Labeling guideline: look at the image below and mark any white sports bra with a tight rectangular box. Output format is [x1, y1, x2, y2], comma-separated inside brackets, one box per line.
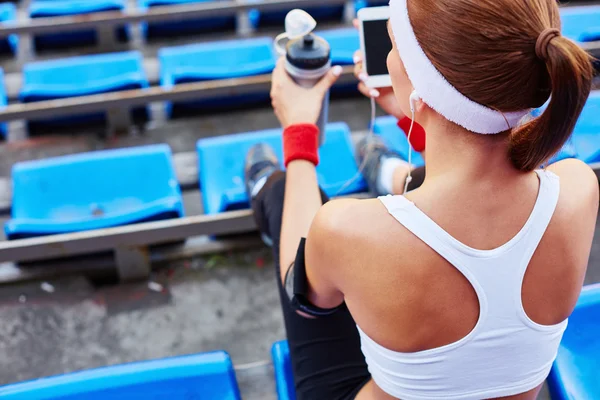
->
[358, 169, 567, 400]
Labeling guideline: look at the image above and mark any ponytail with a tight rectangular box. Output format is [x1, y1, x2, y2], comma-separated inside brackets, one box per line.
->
[509, 36, 593, 171]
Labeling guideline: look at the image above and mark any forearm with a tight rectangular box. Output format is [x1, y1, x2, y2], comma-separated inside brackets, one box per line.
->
[279, 160, 323, 284]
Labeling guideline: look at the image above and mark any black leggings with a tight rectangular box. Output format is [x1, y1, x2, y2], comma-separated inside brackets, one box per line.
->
[251, 168, 426, 400]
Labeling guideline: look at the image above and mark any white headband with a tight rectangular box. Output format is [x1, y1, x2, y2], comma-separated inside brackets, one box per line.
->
[389, 0, 531, 134]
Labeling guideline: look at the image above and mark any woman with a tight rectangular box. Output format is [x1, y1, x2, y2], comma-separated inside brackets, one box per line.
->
[245, 0, 598, 398]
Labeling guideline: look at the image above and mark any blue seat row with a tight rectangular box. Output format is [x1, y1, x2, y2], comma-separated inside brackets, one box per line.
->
[20, 50, 150, 131]
[197, 122, 366, 215]
[273, 284, 600, 400]
[29, 0, 129, 50]
[0, 68, 6, 139]
[15, 29, 356, 128]
[548, 284, 600, 400]
[560, 5, 600, 43]
[5, 144, 184, 240]
[4, 1, 597, 51]
[22, 0, 353, 48]
[138, 0, 238, 38]
[0, 350, 242, 399]
[159, 37, 277, 116]
[5, 122, 366, 239]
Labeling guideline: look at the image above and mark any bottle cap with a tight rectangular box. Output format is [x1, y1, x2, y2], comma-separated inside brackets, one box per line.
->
[274, 9, 317, 56]
[286, 33, 330, 70]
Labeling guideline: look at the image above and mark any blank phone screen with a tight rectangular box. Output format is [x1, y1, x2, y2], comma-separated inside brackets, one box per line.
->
[363, 19, 392, 76]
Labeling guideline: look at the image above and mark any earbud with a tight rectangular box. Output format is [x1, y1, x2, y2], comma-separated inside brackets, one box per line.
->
[409, 90, 420, 114]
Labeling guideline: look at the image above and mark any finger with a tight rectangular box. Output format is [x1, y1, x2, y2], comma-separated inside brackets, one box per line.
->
[272, 57, 294, 86]
[352, 18, 359, 29]
[315, 65, 343, 93]
[353, 50, 362, 65]
[354, 61, 364, 79]
[358, 82, 380, 99]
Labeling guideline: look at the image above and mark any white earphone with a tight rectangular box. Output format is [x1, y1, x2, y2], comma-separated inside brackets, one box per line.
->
[404, 90, 420, 194]
[409, 90, 420, 114]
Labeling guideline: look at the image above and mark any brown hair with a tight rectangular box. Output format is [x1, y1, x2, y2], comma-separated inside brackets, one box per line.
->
[408, 0, 593, 171]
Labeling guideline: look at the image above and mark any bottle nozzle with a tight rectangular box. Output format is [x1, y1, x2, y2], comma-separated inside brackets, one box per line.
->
[303, 35, 314, 48]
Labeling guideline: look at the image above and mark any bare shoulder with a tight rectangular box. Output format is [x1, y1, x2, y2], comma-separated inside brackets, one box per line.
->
[307, 198, 392, 275]
[310, 198, 389, 244]
[548, 159, 599, 214]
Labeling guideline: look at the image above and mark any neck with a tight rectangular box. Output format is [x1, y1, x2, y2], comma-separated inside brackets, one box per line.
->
[420, 115, 525, 185]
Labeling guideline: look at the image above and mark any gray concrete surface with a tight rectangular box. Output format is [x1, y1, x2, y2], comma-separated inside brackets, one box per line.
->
[0, 249, 283, 400]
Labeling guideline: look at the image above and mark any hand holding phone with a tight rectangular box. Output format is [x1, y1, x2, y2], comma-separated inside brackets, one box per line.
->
[354, 9, 406, 120]
[358, 6, 392, 88]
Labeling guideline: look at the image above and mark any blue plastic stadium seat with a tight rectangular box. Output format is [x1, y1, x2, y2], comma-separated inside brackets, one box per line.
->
[20, 51, 149, 130]
[0, 350, 241, 399]
[373, 116, 426, 167]
[571, 91, 600, 164]
[197, 122, 367, 215]
[0, 68, 7, 139]
[355, 0, 389, 11]
[5, 144, 184, 240]
[0, 3, 18, 55]
[549, 140, 578, 165]
[560, 5, 600, 43]
[319, 28, 359, 66]
[138, 0, 237, 38]
[159, 37, 276, 116]
[271, 341, 295, 400]
[547, 284, 600, 400]
[29, 0, 128, 50]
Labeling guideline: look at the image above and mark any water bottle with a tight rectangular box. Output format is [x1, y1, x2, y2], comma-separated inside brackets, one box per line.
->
[274, 10, 331, 146]
[284, 34, 331, 145]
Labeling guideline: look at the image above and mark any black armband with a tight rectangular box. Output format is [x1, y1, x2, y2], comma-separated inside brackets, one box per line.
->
[284, 238, 343, 317]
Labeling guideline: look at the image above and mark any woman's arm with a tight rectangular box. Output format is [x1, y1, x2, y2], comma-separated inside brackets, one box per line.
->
[279, 159, 322, 282]
[270, 58, 343, 310]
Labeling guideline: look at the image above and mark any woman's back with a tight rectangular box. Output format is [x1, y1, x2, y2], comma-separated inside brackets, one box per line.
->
[313, 159, 598, 399]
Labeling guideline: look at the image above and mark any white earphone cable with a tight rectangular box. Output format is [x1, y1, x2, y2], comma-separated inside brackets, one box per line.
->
[403, 115, 415, 194]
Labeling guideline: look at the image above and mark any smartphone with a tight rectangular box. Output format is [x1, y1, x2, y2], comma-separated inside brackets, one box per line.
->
[358, 6, 392, 88]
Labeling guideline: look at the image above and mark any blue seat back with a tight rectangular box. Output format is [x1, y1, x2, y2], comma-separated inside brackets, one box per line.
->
[571, 91, 600, 164]
[139, 0, 215, 7]
[0, 351, 241, 400]
[138, 0, 237, 37]
[20, 51, 148, 101]
[319, 28, 360, 66]
[548, 284, 600, 400]
[0, 3, 18, 54]
[373, 116, 426, 167]
[159, 37, 276, 86]
[29, 0, 126, 18]
[560, 6, 600, 42]
[197, 122, 367, 215]
[0, 68, 6, 139]
[271, 341, 296, 400]
[6, 144, 184, 239]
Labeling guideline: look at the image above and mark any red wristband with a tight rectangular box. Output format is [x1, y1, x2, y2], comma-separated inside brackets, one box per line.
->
[397, 117, 426, 153]
[283, 124, 320, 167]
